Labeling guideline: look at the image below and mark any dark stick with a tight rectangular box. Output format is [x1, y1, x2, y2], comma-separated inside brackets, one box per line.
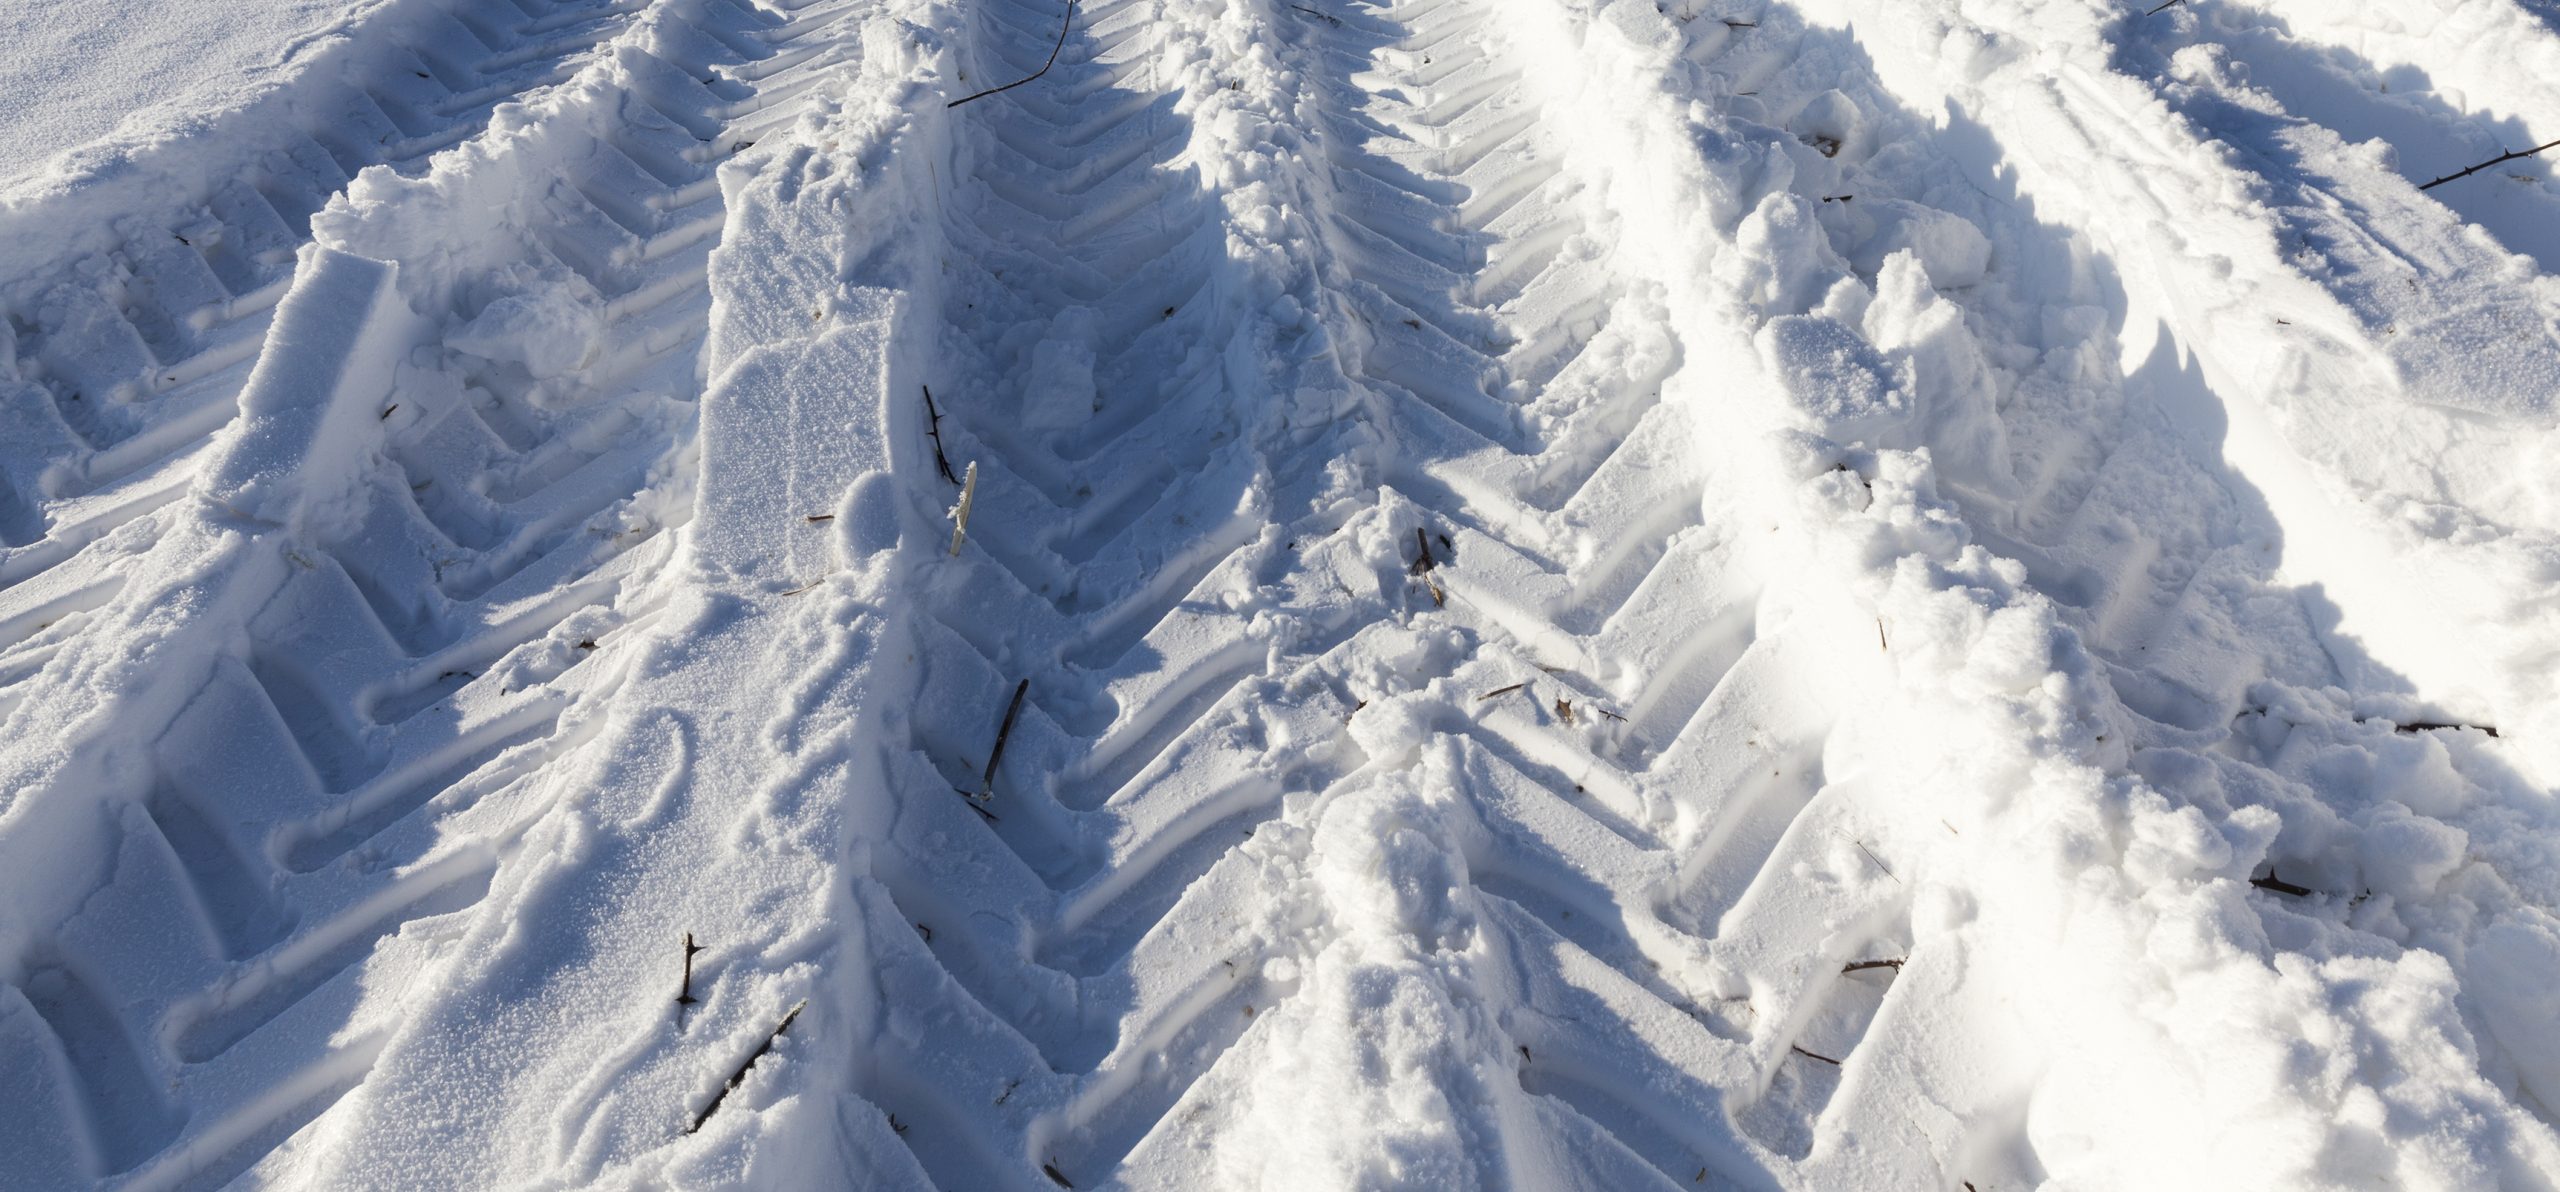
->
[1287, 3, 1342, 25]
[947, 2, 1077, 109]
[1477, 683, 1526, 701]
[2419, 138, 2560, 190]
[2395, 719, 2501, 738]
[2145, 0, 2184, 14]
[923, 386, 960, 485]
[678, 933, 703, 1007]
[2250, 870, 2314, 897]
[1854, 840, 1898, 883]
[978, 679, 1031, 802]
[1410, 527, 1444, 606]
[1790, 1044, 1841, 1065]
[1842, 958, 1905, 974]
[687, 1000, 808, 1133]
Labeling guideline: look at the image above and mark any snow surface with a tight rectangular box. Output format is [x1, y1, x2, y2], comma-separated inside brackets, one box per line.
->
[0, 0, 385, 199]
[4, 0, 2560, 1187]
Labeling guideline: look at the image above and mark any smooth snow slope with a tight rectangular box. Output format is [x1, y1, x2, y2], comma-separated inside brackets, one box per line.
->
[2, 0, 2560, 1188]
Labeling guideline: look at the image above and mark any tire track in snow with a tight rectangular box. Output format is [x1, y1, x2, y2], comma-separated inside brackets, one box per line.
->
[857, 0, 1920, 1185]
[844, 1, 1359, 1184]
[1683, 0, 2560, 1180]
[1284, 3, 1847, 1180]
[0, 3, 868, 1185]
[1288, 5, 2001, 1179]
[7, 0, 2558, 1185]
[0, 0, 647, 698]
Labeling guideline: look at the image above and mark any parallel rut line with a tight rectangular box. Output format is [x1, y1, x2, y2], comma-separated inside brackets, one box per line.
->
[1284, 0, 1950, 1178]
[857, 0, 1330, 1183]
[854, 0, 1922, 1186]
[0, 3, 868, 1187]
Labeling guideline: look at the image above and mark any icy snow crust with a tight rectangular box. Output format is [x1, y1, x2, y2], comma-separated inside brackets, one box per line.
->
[3, 0, 2560, 1187]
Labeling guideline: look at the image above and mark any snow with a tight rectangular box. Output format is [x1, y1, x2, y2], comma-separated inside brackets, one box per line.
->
[5, 0, 2560, 1187]
[0, 0, 380, 198]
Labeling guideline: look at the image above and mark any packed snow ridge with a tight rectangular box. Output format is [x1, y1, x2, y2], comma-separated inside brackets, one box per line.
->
[4, 0, 2560, 1187]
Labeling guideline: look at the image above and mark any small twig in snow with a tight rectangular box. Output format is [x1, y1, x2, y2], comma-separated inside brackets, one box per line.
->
[1877, 619, 1888, 651]
[686, 1000, 807, 1134]
[1853, 839, 1899, 883]
[977, 679, 1031, 803]
[1044, 1161, 1075, 1188]
[1790, 1044, 1841, 1066]
[948, 2, 1077, 109]
[1288, 3, 1343, 25]
[1410, 528, 1438, 574]
[677, 933, 704, 1010]
[1478, 683, 1527, 701]
[2144, 0, 2185, 14]
[2250, 870, 2314, 898]
[949, 461, 979, 556]
[1842, 958, 1905, 974]
[2418, 138, 2560, 190]
[923, 386, 959, 485]
[805, 513, 834, 523]
[2387, 718, 2502, 738]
